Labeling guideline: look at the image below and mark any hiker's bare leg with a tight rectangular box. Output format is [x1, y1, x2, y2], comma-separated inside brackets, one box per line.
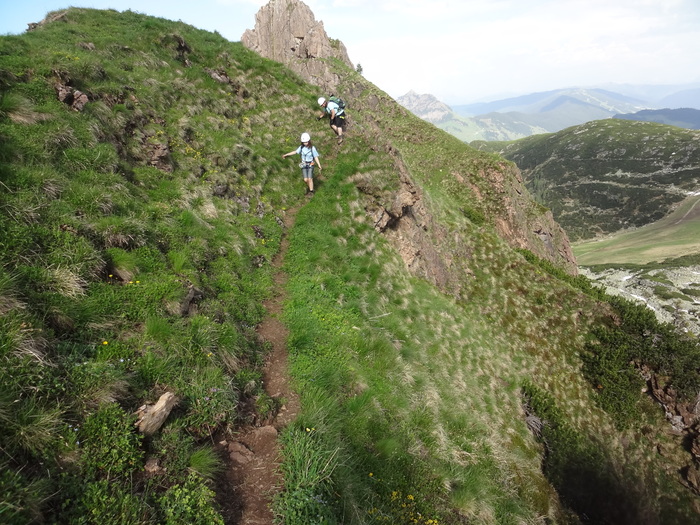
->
[303, 174, 313, 192]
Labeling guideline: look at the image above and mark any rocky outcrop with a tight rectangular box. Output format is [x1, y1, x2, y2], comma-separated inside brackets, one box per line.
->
[487, 161, 578, 273]
[241, 0, 353, 93]
[56, 83, 89, 111]
[356, 150, 467, 295]
[345, 89, 579, 294]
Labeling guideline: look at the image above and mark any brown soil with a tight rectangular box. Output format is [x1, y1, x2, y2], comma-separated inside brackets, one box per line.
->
[215, 205, 301, 524]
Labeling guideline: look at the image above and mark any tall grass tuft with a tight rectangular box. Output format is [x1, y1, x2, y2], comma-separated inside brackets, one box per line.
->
[275, 426, 341, 524]
[0, 92, 45, 124]
[9, 398, 63, 457]
[188, 446, 223, 480]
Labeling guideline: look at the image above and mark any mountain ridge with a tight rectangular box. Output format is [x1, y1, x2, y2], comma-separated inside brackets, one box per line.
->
[614, 107, 700, 129]
[400, 85, 700, 141]
[1, 4, 699, 524]
[472, 119, 700, 241]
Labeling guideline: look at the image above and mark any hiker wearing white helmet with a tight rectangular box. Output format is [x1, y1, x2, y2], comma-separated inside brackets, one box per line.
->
[317, 95, 346, 145]
[282, 132, 322, 195]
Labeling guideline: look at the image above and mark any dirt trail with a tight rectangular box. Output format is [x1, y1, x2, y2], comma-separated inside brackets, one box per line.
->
[215, 205, 301, 524]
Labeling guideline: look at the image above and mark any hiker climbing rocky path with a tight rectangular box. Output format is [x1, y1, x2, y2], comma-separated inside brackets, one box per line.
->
[215, 206, 301, 524]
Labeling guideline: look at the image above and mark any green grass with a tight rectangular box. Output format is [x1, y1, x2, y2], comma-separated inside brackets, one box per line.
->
[0, 8, 305, 522]
[276, 141, 680, 523]
[1, 7, 699, 525]
[574, 193, 700, 265]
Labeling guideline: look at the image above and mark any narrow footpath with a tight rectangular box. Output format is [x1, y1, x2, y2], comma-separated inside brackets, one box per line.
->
[215, 205, 301, 524]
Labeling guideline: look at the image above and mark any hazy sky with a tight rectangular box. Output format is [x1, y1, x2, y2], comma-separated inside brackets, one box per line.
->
[1, 0, 699, 104]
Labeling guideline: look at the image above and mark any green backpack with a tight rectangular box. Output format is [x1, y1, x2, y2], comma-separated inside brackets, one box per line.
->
[328, 95, 346, 109]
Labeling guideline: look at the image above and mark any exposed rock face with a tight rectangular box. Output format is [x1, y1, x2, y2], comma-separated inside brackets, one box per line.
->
[56, 83, 89, 111]
[352, 128, 577, 304]
[488, 161, 577, 273]
[241, 0, 353, 93]
[356, 150, 466, 294]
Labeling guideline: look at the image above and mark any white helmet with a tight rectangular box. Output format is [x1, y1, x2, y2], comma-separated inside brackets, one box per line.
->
[317, 97, 326, 106]
[300, 132, 311, 142]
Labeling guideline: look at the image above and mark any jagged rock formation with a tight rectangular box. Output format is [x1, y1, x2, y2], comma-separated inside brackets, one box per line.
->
[241, 0, 353, 93]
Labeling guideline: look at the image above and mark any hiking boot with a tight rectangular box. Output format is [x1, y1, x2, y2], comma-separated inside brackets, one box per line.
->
[337, 136, 344, 145]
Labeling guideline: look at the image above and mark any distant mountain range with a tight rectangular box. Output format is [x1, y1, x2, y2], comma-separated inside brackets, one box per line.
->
[397, 84, 700, 142]
[451, 88, 646, 117]
[613, 108, 700, 129]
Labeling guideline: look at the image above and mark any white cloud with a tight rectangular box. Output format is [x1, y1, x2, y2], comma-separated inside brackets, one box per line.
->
[326, 0, 700, 102]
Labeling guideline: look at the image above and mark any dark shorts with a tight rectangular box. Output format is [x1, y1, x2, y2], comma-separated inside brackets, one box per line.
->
[330, 112, 346, 129]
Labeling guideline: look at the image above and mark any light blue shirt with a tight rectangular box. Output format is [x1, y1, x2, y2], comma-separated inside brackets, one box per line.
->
[296, 145, 319, 164]
[325, 101, 344, 116]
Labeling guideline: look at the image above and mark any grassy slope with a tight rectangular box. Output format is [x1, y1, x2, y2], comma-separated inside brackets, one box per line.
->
[0, 8, 318, 523]
[1, 8, 698, 525]
[574, 193, 700, 265]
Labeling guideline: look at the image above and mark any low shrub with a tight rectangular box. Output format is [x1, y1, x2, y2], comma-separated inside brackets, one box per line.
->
[73, 479, 151, 525]
[158, 472, 224, 525]
[79, 402, 143, 481]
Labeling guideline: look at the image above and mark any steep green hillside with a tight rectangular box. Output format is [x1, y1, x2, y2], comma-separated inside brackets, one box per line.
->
[1, 8, 699, 525]
[473, 119, 700, 241]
